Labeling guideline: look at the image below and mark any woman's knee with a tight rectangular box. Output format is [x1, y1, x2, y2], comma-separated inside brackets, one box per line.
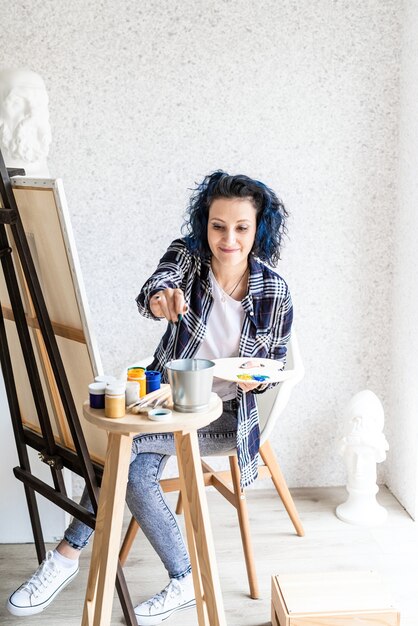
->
[127, 452, 166, 494]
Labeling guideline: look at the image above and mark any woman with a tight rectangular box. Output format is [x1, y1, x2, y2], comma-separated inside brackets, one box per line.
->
[8, 171, 292, 626]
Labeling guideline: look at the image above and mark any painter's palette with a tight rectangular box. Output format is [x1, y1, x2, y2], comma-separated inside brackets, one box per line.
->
[212, 358, 292, 383]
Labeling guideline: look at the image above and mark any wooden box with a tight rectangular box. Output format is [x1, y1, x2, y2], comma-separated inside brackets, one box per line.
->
[271, 570, 400, 626]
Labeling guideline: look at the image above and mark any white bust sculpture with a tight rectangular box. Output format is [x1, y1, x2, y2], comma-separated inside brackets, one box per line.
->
[0, 68, 51, 176]
[336, 389, 389, 526]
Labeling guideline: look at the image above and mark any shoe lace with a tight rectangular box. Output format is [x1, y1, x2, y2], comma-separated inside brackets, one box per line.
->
[146, 579, 182, 610]
[22, 551, 59, 597]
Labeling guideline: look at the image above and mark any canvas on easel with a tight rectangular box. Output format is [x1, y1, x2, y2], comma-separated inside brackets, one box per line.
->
[0, 177, 108, 463]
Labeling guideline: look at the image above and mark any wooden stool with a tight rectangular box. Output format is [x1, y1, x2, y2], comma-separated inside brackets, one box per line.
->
[81, 393, 226, 626]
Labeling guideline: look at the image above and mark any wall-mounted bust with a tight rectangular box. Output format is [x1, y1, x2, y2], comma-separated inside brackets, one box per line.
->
[0, 68, 51, 176]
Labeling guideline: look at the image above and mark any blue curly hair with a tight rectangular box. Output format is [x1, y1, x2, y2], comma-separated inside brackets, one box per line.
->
[181, 170, 288, 265]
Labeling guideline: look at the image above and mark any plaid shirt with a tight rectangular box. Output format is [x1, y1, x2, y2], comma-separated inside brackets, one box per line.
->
[136, 238, 293, 487]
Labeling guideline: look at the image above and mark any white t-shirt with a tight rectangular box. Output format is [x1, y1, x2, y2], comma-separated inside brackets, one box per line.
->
[195, 270, 245, 400]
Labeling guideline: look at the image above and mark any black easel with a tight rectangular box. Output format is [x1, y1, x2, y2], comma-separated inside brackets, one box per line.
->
[0, 150, 136, 626]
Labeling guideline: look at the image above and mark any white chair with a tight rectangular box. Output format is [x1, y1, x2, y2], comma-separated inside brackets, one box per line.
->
[119, 331, 305, 599]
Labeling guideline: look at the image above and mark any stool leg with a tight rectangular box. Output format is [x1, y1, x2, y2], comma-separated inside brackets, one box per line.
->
[177, 488, 208, 626]
[175, 431, 226, 626]
[82, 433, 133, 626]
[175, 491, 183, 515]
[229, 456, 259, 599]
[119, 516, 140, 566]
[259, 440, 305, 537]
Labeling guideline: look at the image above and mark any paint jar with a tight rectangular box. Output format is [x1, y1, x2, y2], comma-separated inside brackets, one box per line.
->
[95, 374, 117, 385]
[105, 381, 126, 419]
[89, 382, 106, 409]
[127, 367, 146, 397]
[145, 370, 161, 394]
[126, 381, 140, 406]
[148, 408, 172, 422]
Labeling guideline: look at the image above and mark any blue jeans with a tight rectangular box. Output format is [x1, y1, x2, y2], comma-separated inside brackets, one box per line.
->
[64, 401, 238, 580]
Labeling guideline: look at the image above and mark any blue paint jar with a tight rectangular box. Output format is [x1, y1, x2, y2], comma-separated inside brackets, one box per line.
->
[89, 382, 106, 409]
[146, 370, 161, 394]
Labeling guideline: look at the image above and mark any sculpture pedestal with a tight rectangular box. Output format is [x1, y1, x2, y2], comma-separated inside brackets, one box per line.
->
[336, 487, 388, 526]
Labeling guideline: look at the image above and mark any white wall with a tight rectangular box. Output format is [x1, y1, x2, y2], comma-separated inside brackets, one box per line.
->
[0, 374, 71, 541]
[0, 1, 403, 497]
[385, 0, 418, 518]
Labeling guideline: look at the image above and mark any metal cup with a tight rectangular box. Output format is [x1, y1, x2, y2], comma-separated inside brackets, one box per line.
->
[165, 358, 215, 413]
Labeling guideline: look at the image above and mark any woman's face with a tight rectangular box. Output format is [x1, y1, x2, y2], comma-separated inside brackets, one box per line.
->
[207, 197, 257, 270]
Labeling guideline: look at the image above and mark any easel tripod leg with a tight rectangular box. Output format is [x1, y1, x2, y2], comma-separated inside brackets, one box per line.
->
[25, 485, 46, 563]
[0, 299, 45, 563]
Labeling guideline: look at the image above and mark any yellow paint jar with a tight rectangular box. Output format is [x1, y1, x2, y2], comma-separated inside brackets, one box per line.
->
[127, 367, 146, 397]
[105, 381, 126, 418]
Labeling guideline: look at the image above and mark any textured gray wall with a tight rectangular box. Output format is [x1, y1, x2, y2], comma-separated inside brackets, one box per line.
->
[0, 0, 402, 489]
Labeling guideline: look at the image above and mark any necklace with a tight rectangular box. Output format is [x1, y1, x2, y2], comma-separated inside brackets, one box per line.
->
[219, 266, 248, 298]
[228, 267, 248, 297]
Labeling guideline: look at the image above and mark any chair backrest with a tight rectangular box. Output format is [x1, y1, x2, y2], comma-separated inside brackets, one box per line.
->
[256, 329, 304, 446]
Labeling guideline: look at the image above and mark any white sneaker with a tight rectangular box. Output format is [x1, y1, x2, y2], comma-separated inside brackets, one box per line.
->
[134, 578, 196, 625]
[7, 550, 79, 616]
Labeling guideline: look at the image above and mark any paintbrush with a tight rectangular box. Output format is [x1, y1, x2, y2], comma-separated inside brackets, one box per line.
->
[172, 313, 182, 359]
[126, 386, 171, 412]
[130, 399, 170, 415]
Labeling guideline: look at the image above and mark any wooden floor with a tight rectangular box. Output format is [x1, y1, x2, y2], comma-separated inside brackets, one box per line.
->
[0, 486, 416, 626]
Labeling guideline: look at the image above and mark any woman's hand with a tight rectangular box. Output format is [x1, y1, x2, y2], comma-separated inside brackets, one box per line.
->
[237, 360, 264, 392]
[150, 288, 188, 322]
[237, 381, 261, 393]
